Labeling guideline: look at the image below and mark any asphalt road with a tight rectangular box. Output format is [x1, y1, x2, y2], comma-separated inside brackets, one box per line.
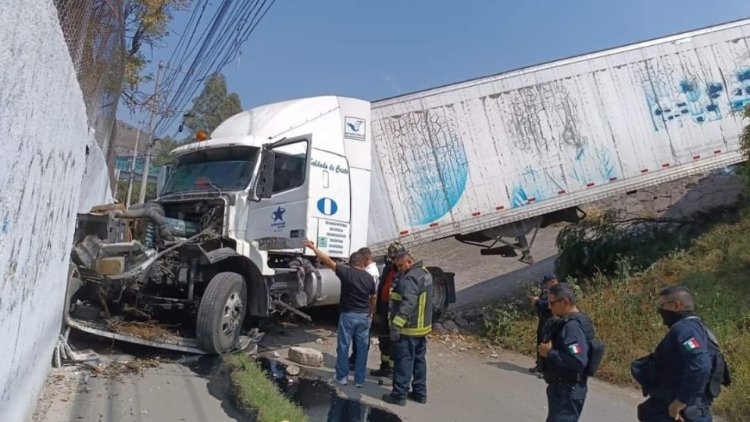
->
[33, 229, 646, 422]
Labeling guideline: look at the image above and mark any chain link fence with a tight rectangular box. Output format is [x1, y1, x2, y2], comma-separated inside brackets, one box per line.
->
[53, 0, 125, 179]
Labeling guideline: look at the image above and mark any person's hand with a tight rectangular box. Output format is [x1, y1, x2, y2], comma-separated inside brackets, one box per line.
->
[668, 400, 686, 421]
[538, 341, 552, 358]
[303, 239, 315, 249]
[390, 327, 400, 342]
[529, 296, 539, 305]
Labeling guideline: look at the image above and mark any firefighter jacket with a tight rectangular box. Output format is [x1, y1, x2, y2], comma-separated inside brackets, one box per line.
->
[389, 261, 433, 337]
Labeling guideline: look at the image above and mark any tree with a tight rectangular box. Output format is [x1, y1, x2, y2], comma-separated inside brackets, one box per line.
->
[116, 179, 157, 203]
[152, 136, 182, 167]
[183, 73, 243, 135]
[122, 0, 190, 112]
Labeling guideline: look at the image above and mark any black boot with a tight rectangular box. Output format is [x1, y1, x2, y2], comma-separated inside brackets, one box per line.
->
[382, 393, 406, 406]
[370, 364, 393, 377]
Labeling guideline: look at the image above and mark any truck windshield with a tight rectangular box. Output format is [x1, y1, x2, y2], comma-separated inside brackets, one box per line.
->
[162, 146, 259, 194]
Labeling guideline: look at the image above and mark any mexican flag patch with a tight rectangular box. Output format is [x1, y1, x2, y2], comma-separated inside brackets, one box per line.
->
[682, 337, 701, 351]
[567, 343, 582, 354]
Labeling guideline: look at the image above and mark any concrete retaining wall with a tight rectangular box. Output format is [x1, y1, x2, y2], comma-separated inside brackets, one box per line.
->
[0, 1, 112, 420]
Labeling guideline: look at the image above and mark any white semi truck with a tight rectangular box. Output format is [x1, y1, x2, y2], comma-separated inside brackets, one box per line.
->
[67, 19, 750, 353]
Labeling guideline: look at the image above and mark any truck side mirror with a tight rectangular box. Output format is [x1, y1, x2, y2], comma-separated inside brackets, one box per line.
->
[252, 149, 275, 201]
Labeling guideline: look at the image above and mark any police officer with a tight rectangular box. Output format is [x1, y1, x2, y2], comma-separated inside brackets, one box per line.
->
[382, 251, 433, 406]
[538, 283, 594, 422]
[634, 285, 714, 422]
[530, 274, 560, 374]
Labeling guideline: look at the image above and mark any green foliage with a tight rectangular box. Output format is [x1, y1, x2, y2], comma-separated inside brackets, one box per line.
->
[224, 354, 309, 422]
[554, 210, 726, 285]
[736, 105, 750, 189]
[122, 0, 191, 111]
[183, 73, 243, 135]
[482, 304, 523, 344]
[115, 179, 156, 203]
[151, 136, 183, 167]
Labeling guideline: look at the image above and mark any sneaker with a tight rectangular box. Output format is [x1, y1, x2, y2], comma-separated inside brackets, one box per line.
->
[355, 383, 364, 388]
[331, 376, 348, 385]
[407, 392, 427, 404]
[381, 393, 406, 406]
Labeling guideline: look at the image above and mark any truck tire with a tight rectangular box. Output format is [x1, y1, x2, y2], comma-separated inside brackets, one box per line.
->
[427, 267, 455, 321]
[197, 272, 247, 354]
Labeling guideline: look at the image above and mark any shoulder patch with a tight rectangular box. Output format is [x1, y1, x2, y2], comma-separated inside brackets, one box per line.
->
[567, 343, 582, 354]
[682, 337, 701, 351]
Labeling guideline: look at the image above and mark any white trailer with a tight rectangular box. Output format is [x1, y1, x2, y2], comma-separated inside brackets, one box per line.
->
[367, 18, 750, 260]
[67, 19, 750, 353]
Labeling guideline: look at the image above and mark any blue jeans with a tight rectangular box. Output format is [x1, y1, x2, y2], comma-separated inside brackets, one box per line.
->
[546, 382, 587, 422]
[335, 312, 371, 384]
[391, 336, 427, 399]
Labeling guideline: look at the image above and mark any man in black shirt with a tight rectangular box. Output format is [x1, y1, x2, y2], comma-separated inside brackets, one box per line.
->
[305, 240, 376, 387]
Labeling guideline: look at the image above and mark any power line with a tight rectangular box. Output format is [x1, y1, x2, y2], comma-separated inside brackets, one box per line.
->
[152, 0, 275, 136]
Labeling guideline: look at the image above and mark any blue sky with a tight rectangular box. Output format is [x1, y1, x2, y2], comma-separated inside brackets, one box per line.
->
[123, 0, 750, 135]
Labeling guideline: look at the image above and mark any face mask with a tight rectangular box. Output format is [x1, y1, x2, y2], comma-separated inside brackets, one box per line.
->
[658, 308, 682, 327]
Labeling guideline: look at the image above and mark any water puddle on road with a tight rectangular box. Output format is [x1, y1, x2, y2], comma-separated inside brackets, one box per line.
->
[259, 358, 402, 422]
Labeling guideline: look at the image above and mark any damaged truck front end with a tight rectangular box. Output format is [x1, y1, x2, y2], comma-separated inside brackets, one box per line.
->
[67, 197, 264, 354]
[64, 143, 280, 354]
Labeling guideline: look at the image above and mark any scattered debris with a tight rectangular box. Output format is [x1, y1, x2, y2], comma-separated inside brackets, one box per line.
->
[454, 316, 469, 329]
[288, 347, 323, 367]
[285, 364, 301, 376]
[105, 317, 179, 341]
[442, 320, 460, 333]
[98, 358, 161, 380]
[53, 328, 100, 368]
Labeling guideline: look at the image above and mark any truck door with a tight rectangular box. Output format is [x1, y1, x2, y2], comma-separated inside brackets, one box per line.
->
[246, 138, 310, 248]
[308, 149, 351, 258]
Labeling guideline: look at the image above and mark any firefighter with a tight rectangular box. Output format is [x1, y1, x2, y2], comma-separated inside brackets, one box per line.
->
[382, 251, 433, 406]
[369, 242, 406, 379]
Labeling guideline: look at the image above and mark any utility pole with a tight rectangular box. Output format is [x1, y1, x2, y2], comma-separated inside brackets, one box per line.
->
[125, 123, 142, 207]
[138, 61, 164, 204]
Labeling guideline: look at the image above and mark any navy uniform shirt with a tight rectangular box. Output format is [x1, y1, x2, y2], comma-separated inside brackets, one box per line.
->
[547, 314, 590, 374]
[651, 315, 712, 403]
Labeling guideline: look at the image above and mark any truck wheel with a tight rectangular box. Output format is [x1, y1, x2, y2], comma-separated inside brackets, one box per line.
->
[427, 267, 450, 321]
[197, 272, 247, 354]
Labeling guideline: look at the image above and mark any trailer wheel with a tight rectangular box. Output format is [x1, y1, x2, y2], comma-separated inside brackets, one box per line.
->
[427, 267, 455, 321]
[197, 272, 247, 354]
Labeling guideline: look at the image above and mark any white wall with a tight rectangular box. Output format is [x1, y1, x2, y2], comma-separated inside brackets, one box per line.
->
[0, 1, 111, 420]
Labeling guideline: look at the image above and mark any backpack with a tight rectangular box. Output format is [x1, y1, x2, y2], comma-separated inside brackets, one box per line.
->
[550, 313, 606, 377]
[687, 317, 732, 399]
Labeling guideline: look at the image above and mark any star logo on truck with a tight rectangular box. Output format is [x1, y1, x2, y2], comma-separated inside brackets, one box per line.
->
[272, 206, 286, 222]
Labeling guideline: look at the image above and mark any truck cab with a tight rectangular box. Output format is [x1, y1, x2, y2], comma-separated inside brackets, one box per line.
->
[67, 97, 387, 354]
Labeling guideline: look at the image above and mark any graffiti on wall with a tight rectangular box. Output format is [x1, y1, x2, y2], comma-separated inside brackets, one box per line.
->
[377, 107, 469, 226]
[639, 37, 750, 132]
[488, 78, 619, 208]
[640, 59, 726, 131]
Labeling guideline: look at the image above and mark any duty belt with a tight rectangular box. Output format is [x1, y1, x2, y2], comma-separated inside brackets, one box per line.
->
[544, 370, 587, 385]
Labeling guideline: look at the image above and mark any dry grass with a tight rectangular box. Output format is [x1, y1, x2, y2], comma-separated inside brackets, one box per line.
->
[481, 211, 750, 422]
